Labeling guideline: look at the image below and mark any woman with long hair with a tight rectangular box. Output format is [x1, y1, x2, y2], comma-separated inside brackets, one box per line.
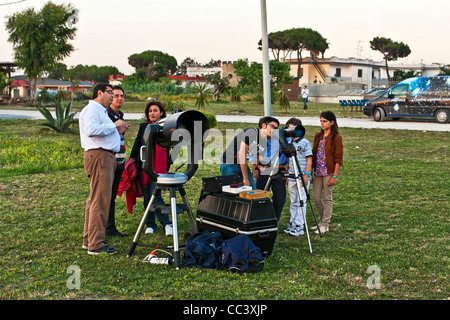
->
[129, 101, 173, 236]
[311, 111, 343, 234]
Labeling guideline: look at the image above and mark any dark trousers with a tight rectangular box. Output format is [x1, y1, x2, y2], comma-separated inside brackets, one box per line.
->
[256, 168, 286, 222]
[106, 163, 125, 233]
[141, 172, 172, 231]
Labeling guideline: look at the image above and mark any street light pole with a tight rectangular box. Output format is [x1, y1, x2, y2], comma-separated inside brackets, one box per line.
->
[260, 0, 271, 116]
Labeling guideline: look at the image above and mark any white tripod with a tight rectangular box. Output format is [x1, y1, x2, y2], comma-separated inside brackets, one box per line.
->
[264, 153, 321, 253]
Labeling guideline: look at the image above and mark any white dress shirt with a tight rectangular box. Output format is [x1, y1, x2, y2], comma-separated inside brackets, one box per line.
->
[79, 100, 121, 152]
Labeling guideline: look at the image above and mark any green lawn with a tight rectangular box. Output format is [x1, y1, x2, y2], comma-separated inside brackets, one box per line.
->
[0, 117, 448, 301]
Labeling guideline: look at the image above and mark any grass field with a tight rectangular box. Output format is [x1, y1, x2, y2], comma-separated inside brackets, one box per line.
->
[0, 115, 448, 301]
[0, 97, 368, 119]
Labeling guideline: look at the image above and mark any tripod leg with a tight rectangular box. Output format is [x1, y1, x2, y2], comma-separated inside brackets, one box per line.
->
[179, 187, 198, 234]
[293, 156, 322, 237]
[264, 155, 280, 191]
[293, 163, 313, 254]
[127, 188, 159, 257]
[170, 188, 180, 270]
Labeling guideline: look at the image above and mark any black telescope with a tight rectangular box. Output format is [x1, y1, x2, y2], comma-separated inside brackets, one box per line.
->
[140, 110, 210, 181]
[274, 124, 306, 157]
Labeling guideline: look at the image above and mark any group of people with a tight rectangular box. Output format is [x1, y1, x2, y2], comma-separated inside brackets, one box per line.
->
[78, 83, 343, 256]
[220, 111, 343, 237]
[79, 83, 173, 255]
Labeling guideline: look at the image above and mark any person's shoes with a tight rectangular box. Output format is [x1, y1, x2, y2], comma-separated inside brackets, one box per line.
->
[106, 230, 129, 237]
[314, 226, 329, 234]
[87, 245, 117, 255]
[82, 240, 108, 250]
[165, 224, 173, 236]
[284, 223, 294, 234]
[290, 225, 305, 236]
[145, 227, 155, 234]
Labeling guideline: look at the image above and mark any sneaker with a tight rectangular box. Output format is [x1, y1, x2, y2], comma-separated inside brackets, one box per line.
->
[82, 239, 108, 250]
[145, 227, 155, 234]
[87, 245, 117, 255]
[165, 224, 173, 236]
[314, 226, 329, 235]
[284, 223, 294, 234]
[290, 225, 305, 236]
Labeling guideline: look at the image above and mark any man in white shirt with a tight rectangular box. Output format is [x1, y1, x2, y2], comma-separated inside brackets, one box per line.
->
[79, 83, 129, 255]
[302, 85, 309, 110]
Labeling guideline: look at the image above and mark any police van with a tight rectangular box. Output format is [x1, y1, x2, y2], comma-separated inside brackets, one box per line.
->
[363, 76, 450, 123]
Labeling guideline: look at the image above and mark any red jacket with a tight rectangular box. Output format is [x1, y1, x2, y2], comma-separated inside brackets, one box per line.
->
[117, 157, 143, 214]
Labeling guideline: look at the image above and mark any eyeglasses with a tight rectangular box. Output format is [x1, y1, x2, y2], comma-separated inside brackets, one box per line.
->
[267, 123, 278, 129]
[104, 89, 113, 94]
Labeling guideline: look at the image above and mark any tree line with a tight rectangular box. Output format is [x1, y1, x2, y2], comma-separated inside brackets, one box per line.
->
[6, 1, 433, 104]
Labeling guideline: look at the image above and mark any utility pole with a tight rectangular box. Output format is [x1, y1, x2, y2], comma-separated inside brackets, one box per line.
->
[260, 0, 271, 116]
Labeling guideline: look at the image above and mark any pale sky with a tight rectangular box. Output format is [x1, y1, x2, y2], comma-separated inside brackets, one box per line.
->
[1, 0, 449, 75]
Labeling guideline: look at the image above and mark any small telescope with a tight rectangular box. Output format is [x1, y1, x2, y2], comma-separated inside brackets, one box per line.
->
[274, 124, 306, 158]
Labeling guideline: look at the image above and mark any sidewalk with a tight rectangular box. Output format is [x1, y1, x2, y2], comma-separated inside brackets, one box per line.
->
[0, 109, 448, 132]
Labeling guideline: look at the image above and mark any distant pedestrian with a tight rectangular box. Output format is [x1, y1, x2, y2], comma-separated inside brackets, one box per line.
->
[79, 83, 129, 255]
[302, 85, 309, 110]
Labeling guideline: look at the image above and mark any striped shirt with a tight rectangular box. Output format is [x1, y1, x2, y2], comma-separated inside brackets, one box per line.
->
[107, 106, 126, 165]
[287, 137, 312, 180]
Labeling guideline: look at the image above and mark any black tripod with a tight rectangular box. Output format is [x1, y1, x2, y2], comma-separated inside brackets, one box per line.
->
[126, 173, 198, 269]
[263, 152, 321, 253]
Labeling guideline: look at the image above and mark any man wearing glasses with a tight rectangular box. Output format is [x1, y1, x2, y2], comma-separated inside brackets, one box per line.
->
[105, 85, 129, 238]
[220, 116, 279, 190]
[79, 83, 129, 255]
[250, 117, 287, 222]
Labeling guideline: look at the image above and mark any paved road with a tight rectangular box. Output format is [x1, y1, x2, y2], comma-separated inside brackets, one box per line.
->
[0, 109, 448, 132]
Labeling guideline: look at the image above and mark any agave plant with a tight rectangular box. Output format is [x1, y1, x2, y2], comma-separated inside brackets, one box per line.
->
[192, 82, 210, 111]
[277, 89, 290, 112]
[35, 99, 77, 133]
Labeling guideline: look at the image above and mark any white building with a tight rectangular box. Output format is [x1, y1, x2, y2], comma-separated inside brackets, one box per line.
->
[283, 56, 444, 89]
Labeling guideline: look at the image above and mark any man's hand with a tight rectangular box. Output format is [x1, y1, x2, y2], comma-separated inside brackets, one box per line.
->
[115, 120, 129, 135]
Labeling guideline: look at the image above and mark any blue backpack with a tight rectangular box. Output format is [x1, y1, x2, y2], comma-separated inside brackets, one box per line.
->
[217, 234, 264, 273]
[181, 231, 224, 269]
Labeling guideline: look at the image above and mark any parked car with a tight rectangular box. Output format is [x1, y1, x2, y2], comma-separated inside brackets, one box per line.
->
[363, 76, 450, 123]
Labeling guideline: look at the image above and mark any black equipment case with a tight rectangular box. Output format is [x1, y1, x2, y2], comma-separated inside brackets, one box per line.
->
[197, 176, 278, 257]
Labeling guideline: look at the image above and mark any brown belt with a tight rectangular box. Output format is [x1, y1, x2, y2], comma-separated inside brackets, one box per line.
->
[86, 148, 116, 155]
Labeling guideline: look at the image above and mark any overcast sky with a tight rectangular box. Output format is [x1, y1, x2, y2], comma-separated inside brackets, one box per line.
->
[1, 0, 449, 75]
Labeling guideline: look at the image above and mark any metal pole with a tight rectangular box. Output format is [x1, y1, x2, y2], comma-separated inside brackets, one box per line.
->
[260, 0, 271, 116]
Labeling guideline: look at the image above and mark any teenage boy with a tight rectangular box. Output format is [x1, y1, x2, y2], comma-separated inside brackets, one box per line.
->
[220, 117, 279, 190]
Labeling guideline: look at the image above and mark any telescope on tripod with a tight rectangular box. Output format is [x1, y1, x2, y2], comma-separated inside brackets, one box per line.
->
[126, 110, 210, 269]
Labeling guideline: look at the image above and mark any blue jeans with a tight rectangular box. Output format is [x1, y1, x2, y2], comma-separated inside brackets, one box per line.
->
[220, 163, 256, 190]
[303, 97, 308, 109]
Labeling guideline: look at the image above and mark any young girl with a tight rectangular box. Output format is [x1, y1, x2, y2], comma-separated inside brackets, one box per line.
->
[312, 111, 343, 234]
